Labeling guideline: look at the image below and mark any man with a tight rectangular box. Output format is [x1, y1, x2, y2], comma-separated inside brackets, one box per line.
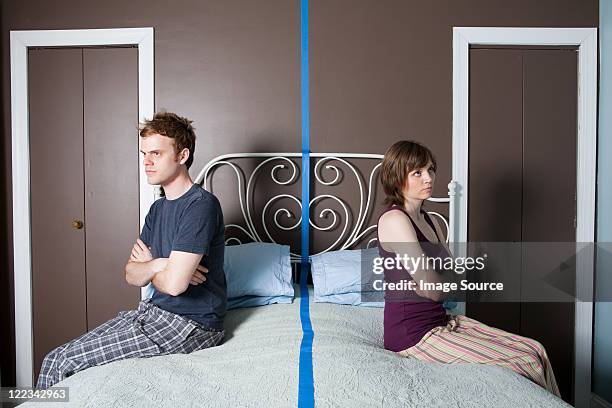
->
[37, 112, 227, 389]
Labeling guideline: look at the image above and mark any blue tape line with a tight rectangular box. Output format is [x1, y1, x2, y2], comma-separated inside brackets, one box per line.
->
[298, 264, 314, 407]
[298, 0, 314, 407]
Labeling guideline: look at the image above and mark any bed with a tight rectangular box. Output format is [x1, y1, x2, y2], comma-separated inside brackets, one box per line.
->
[20, 287, 568, 407]
[20, 153, 570, 407]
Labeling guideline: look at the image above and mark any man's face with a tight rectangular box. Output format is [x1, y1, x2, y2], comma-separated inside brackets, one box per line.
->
[140, 133, 184, 186]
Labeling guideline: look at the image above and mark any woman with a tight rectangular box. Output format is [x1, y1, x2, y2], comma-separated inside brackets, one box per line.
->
[377, 140, 560, 397]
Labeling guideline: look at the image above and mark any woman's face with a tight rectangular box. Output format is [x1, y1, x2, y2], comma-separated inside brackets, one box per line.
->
[402, 161, 436, 202]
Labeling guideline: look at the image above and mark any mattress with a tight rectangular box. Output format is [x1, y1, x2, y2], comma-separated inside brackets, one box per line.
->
[20, 286, 570, 407]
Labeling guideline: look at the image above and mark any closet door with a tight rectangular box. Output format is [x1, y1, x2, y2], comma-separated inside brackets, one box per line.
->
[520, 49, 577, 402]
[468, 49, 523, 334]
[29, 46, 141, 382]
[29, 48, 87, 381]
[468, 46, 578, 403]
[83, 47, 140, 330]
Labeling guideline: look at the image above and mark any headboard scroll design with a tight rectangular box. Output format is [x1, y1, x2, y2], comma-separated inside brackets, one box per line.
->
[189, 153, 452, 262]
[194, 153, 303, 262]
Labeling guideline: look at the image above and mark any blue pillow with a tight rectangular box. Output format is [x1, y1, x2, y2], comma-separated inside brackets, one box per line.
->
[310, 247, 383, 307]
[311, 248, 463, 312]
[224, 242, 294, 309]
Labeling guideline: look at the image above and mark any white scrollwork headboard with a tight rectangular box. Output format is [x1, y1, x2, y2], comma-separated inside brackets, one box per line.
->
[188, 153, 453, 263]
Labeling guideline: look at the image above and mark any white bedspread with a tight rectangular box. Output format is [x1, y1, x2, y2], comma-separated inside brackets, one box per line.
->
[310, 300, 569, 408]
[21, 287, 570, 407]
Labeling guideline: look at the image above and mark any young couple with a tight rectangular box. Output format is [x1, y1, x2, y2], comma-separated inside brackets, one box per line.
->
[38, 115, 559, 398]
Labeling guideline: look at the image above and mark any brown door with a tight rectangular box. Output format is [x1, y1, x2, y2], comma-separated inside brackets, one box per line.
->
[83, 48, 141, 329]
[29, 48, 88, 383]
[29, 46, 141, 382]
[467, 48, 524, 335]
[467, 47, 577, 403]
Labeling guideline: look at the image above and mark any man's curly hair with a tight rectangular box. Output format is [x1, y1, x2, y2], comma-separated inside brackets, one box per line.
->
[139, 112, 197, 169]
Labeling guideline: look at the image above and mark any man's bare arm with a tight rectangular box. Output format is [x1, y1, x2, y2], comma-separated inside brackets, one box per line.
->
[151, 251, 204, 296]
[125, 238, 207, 291]
[124, 238, 169, 287]
[125, 258, 167, 287]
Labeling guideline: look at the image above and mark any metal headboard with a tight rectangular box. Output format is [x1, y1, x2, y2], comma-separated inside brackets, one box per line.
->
[185, 152, 453, 263]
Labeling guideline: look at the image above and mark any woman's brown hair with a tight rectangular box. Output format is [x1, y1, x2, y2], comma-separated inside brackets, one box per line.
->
[380, 140, 437, 206]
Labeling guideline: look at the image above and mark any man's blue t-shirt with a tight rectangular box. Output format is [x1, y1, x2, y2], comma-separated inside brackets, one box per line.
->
[140, 184, 226, 330]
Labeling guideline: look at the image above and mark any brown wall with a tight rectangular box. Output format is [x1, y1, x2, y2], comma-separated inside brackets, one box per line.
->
[1, 0, 598, 385]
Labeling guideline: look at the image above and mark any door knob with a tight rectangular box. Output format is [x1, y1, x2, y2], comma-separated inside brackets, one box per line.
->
[72, 220, 84, 230]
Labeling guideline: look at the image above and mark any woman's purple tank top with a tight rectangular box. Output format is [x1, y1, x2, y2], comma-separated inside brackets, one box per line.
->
[377, 205, 449, 352]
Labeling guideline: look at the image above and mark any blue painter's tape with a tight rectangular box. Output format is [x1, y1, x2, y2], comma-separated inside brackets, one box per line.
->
[298, 263, 314, 407]
[298, 0, 314, 407]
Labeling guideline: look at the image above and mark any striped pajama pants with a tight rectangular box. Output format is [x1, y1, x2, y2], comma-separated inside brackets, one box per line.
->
[37, 299, 224, 390]
[398, 315, 561, 397]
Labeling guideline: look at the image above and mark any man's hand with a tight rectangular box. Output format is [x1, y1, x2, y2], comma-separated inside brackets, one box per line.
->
[130, 238, 153, 263]
[190, 265, 208, 285]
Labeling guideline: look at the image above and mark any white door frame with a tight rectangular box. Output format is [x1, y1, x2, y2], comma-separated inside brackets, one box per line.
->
[10, 28, 155, 387]
[451, 27, 597, 408]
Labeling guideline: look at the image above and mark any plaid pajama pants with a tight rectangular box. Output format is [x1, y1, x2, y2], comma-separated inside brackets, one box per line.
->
[37, 299, 224, 390]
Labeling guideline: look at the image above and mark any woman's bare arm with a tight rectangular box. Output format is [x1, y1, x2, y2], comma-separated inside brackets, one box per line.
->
[378, 210, 456, 302]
